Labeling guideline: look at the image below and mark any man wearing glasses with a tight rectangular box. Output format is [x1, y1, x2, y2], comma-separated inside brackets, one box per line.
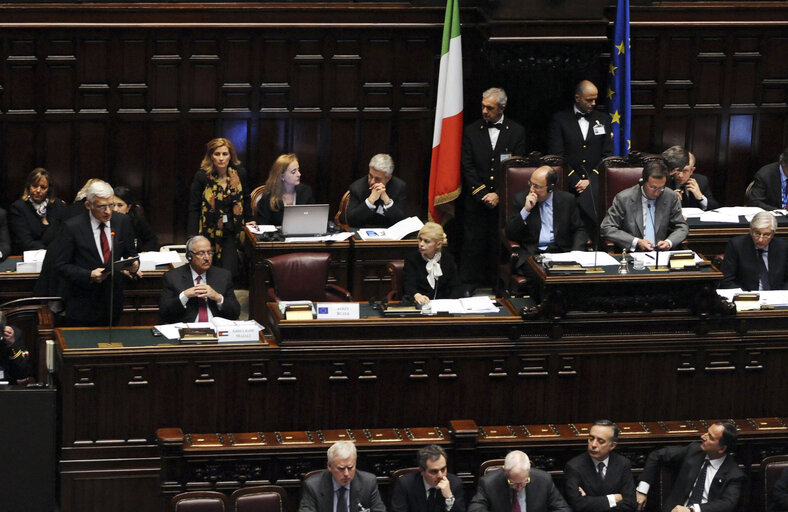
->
[159, 235, 240, 323]
[601, 159, 688, 251]
[505, 165, 588, 276]
[469, 450, 570, 512]
[720, 211, 788, 290]
[54, 180, 141, 326]
[299, 441, 386, 512]
[392, 445, 465, 512]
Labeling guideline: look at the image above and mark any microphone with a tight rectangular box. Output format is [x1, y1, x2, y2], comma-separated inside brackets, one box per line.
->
[109, 230, 116, 345]
[646, 203, 659, 268]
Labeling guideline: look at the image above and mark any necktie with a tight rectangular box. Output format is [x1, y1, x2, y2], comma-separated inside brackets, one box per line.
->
[597, 462, 605, 479]
[757, 249, 771, 291]
[428, 488, 440, 512]
[575, 112, 588, 119]
[99, 223, 110, 264]
[196, 276, 209, 322]
[688, 460, 709, 506]
[644, 200, 656, 244]
[487, 122, 503, 130]
[511, 490, 521, 512]
[337, 486, 348, 512]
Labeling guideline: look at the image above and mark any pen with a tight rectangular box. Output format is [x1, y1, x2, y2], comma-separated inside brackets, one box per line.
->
[645, 253, 655, 260]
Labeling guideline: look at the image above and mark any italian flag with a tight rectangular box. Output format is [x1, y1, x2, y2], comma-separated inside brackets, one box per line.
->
[428, 0, 463, 224]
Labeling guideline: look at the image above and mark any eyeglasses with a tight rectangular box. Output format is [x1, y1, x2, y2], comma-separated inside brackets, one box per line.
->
[333, 465, 355, 473]
[506, 476, 530, 487]
[92, 204, 113, 211]
[752, 231, 775, 240]
[193, 250, 214, 257]
[528, 181, 547, 190]
[644, 185, 665, 193]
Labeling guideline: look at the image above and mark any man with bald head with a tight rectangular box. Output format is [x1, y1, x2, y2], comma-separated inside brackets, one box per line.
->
[548, 80, 614, 242]
[504, 165, 587, 275]
[469, 450, 570, 512]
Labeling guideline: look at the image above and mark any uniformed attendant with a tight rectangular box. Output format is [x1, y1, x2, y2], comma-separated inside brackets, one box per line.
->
[459, 87, 526, 294]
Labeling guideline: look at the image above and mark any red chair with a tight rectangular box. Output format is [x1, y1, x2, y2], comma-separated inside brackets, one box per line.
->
[230, 485, 287, 512]
[764, 454, 788, 512]
[171, 491, 229, 512]
[262, 252, 352, 302]
[386, 260, 405, 301]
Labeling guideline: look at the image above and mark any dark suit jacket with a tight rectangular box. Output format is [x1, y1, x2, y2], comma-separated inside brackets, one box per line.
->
[600, 184, 689, 250]
[770, 466, 788, 512]
[187, 166, 251, 235]
[504, 190, 588, 271]
[54, 211, 138, 325]
[669, 173, 719, 210]
[8, 197, 67, 252]
[159, 263, 241, 323]
[638, 442, 745, 512]
[298, 469, 386, 512]
[564, 452, 636, 512]
[461, 117, 526, 206]
[720, 234, 788, 290]
[547, 108, 613, 218]
[255, 183, 315, 226]
[391, 471, 466, 512]
[748, 162, 784, 211]
[0, 327, 32, 384]
[468, 468, 570, 512]
[0, 208, 11, 261]
[129, 211, 159, 252]
[347, 175, 407, 228]
[403, 250, 462, 300]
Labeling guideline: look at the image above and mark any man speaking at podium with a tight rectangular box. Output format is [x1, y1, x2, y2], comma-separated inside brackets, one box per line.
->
[55, 180, 141, 326]
[159, 235, 240, 324]
[600, 159, 688, 252]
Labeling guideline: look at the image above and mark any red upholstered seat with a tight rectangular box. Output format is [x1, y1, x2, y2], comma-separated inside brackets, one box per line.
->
[764, 454, 788, 512]
[171, 491, 229, 512]
[386, 260, 405, 302]
[263, 252, 352, 302]
[231, 485, 287, 512]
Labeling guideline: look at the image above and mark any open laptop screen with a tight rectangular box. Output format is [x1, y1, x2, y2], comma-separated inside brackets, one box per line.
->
[281, 204, 330, 236]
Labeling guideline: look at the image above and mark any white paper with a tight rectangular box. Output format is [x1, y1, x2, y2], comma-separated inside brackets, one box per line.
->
[631, 250, 701, 268]
[716, 288, 788, 307]
[285, 232, 354, 243]
[356, 216, 424, 241]
[247, 224, 278, 234]
[681, 207, 705, 218]
[543, 251, 620, 267]
[138, 250, 181, 270]
[697, 211, 741, 224]
[427, 297, 499, 314]
[23, 249, 47, 262]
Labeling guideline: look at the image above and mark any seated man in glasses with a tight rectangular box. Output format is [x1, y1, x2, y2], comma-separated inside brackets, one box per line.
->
[159, 235, 240, 324]
[505, 165, 588, 277]
[720, 211, 788, 291]
[469, 450, 570, 512]
[601, 159, 688, 251]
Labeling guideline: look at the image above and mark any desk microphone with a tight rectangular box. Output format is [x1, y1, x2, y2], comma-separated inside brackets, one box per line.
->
[646, 203, 659, 268]
[109, 230, 115, 345]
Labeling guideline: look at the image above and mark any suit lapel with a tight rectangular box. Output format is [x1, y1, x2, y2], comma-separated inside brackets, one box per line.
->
[80, 215, 103, 265]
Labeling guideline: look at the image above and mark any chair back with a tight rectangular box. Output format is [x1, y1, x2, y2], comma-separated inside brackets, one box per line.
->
[764, 454, 788, 512]
[334, 190, 351, 231]
[231, 485, 286, 512]
[263, 252, 332, 301]
[386, 260, 405, 301]
[600, 155, 642, 219]
[479, 458, 505, 477]
[250, 185, 267, 218]
[171, 491, 229, 512]
[392, 467, 420, 480]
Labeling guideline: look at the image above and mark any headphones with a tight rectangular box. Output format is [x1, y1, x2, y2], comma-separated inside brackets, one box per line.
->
[185, 236, 195, 261]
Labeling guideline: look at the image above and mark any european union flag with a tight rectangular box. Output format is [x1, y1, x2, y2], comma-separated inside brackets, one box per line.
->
[606, 0, 631, 155]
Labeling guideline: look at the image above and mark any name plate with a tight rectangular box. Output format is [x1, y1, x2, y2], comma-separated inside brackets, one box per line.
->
[316, 302, 360, 319]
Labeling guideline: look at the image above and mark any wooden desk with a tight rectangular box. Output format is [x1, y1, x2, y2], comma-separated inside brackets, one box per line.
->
[684, 214, 788, 255]
[349, 237, 418, 300]
[0, 256, 169, 324]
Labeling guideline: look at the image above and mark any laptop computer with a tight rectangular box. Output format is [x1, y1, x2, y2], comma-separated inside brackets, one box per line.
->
[281, 204, 330, 236]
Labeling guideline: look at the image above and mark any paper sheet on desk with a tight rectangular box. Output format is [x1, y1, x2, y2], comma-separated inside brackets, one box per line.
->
[631, 250, 701, 267]
[138, 251, 181, 270]
[429, 296, 499, 314]
[711, 206, 764, 222]
[356, 216, 424, 240]
[543, 251, 619, 267]
[696, 211, 741, 223]
[681, 207, 704, 218]
[155, 319, 263, 341]
[247, 224, 278, 234]
[285, 232, 354, 243]
[154, 322, 212, 340]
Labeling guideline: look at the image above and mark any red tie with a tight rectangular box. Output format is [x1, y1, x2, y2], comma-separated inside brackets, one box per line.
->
[196, 275, 209, 322]
[784, 180, 788, 209]
[99, 223, 110, 264]
[512, 491, 521, 512]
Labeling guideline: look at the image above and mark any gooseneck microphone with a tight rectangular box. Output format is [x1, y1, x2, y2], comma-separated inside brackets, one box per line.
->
[109, 230, 116, 345]
[646, 203, 659, 268]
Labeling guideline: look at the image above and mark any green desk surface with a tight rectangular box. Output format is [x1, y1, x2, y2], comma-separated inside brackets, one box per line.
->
[0, 256, 22, 272]
[58, 327, 262, 350]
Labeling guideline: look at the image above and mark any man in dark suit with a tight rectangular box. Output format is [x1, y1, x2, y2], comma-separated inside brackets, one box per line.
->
[392, 445, 465, 512]
[159, 235, 241, 323]
[770, 466, 788, 512]
[460, 87, 526, 292]
[748, 147, 788, 211]
[504, 166, 587, 275]
[564, 420, 636, 512]
[469, 450, 570, 512]
[347, 153, 407, 228]
[0, 207, 11, 262]
[636, 422, 745, 512]
[663, 146, 719, 211]
[600, 159, 688, 251]
[548, 80, 614, 242]
[298, 441, 386, 512]
[54, 181, 141, 326]
[0, 311, 32, 384]
[720, 211, 788, 290]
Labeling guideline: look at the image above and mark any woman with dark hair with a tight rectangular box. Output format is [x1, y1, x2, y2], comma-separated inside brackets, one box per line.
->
[112, 186, 160, 252]
[255, 153, 314, 226]
[9, 167, 67, 252]
[187, 137, 251, 280]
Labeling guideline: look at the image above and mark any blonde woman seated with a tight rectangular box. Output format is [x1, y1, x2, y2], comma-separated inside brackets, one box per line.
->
[255, 153, 314, 226]
[403, 222, 462, 305]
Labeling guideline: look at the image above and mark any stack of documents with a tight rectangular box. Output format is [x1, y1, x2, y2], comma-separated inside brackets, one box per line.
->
[427, 296, 499, 314]
[630, 250, 701, 268]
[17, 250, 47, 272]
[542, 251, 620, 267]
[356, 216, 424, 241]
[138, 250, 182, 271]
[155, 318, 264, 342]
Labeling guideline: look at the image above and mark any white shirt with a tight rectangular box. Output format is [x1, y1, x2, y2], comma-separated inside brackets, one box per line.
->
[178, 267, 223, 322]
[488, 114, 505, 150]
[636, 456, 726, 512]
[574, 106, 590, 140]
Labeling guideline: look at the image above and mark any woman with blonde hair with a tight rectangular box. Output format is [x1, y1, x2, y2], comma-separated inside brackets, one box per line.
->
[403, 222, 461, 305]
[254, 153, 314, 226]
[187, 137, 250, 280]
[9, 167, 66, 252]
